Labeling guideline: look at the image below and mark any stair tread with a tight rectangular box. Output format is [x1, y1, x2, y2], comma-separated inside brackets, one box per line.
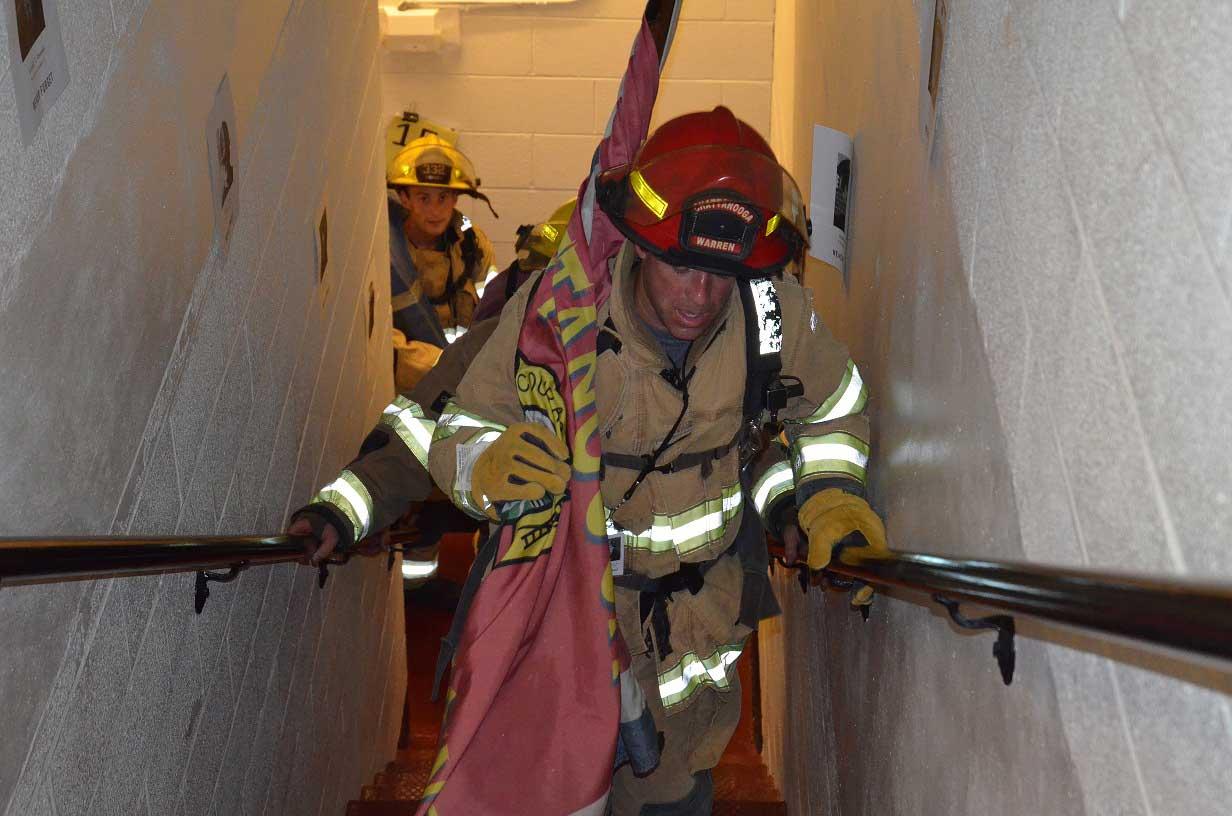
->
[345, 801, 419, 815]
[347, 557, 787, 813]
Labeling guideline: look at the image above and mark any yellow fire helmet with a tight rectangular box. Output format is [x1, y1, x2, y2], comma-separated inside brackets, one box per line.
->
[384, 110, 460, 181]
[389, 133, 497, 217]
[516, 198, 577, 271]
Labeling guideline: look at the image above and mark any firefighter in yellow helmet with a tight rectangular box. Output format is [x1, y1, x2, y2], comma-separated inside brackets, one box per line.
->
[387, 134, 497, 391]
[287, 198, 578, 572]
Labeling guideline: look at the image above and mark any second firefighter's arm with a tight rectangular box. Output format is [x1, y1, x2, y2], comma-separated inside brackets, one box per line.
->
[750, 280, 871, 537]
[291, 319, 499, 554]
[428, 273, 545, 519]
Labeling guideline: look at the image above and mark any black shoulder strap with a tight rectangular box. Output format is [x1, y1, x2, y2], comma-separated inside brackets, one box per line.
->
[460, 222, 480, 279]
[432, 527, 500, 701]
[597, 317, 622, 356]
[737, 278, 785, 424]
[503, 260, 521, 301]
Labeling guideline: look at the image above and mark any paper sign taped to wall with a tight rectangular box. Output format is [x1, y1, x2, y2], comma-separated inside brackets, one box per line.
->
[808, 124, 854, 272]
[206, 75, 239, 252]
[5, 0, 69, 145]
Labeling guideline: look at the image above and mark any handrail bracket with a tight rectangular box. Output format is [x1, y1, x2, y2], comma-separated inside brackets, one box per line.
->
[195, 565, 245, 614]
[932, 594, 1016, 685]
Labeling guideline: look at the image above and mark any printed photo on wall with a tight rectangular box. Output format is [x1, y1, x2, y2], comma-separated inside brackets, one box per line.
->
[206, 75, 239, 253]
[4, 0, 69, 145]
[808, 124, 855, 274]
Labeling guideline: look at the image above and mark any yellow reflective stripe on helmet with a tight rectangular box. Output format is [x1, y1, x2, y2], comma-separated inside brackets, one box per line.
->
[765, 213, 781, 236]
[616, 484, 742, 556]
[630, 169, 668, 219]
[791, 432, 870, 485]
[540, 223, 559, 243]
[314, 470, 374, 540]
[381, 396, 436, 469]
[433, 400, 508, 443]
[795, 360, 867, 425]
[657, 643, 744, 710]
[752, 460, 795, 519]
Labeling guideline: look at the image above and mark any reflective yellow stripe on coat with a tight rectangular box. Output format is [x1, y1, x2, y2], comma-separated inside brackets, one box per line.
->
[657, 643, 744, 710]
[615, 483, 742, 557]
[801, 359, 867, 424]
[313, 470, 374, 540]
[760, 360, 869, 517]
[380, 395, 437, 468]
[751, 459, 794, 519]
[434, 402, 507, 442]
[791, 431, 869, 484]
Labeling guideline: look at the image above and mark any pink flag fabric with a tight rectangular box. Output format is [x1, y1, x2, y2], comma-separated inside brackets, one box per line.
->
[417, 3, 682, 814]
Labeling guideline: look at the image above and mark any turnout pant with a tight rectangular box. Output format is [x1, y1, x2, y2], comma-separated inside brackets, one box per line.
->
[609, 556, 750, 815]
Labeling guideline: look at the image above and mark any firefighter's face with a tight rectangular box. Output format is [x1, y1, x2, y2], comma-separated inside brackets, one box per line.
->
[634, 249, 734, 341]
[401, 186, 459, 241]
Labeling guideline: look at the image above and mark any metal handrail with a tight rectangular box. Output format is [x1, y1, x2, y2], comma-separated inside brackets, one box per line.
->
[5, 534, 1230, 680]
[0, 534, 347, 613]
[814, 544, 1232, 684]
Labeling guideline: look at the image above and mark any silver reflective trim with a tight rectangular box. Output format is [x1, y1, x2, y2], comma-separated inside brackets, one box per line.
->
[402, 558, 439, 580]
[752, 462, 794, 514]
[320, 473, 373, 539]
[797, 441, 869, 469]
[748, 278, 783, 356]
[657, 644, 743, 708]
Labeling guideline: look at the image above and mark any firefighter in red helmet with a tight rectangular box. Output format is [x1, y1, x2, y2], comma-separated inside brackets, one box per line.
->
[430, 107, 887, 814]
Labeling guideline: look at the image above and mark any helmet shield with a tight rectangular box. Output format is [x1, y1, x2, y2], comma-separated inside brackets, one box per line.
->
[599, 144, 809, 277]
[389, 137, 480, 193]
[616, 145, 806, 237]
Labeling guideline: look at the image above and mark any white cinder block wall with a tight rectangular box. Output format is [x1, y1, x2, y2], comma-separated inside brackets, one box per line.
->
[381, 0, 776, 269]
[761, 1, 1232, 814]
[0, 2, 404, 815]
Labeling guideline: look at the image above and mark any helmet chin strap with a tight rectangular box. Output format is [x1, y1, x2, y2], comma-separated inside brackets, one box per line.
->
[471, 190, 499, 220]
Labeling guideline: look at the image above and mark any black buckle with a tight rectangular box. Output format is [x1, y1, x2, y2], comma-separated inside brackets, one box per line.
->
[765, 379, 804, 416]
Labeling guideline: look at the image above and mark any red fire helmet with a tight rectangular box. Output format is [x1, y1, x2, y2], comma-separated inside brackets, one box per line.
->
[597, 106, 809, 279]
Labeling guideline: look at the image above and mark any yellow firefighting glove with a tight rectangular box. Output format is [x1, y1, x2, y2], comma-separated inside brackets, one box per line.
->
[799, 488, 888, 606]
[470, 423, 571, 520]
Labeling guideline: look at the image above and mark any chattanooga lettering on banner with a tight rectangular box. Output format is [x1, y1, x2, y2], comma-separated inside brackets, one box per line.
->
[497, 355, 570, 567]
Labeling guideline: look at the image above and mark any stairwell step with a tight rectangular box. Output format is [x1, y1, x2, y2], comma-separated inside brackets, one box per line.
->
[345, 800, 420, 815]
[713, 763, 783, 803]
[713, 802, 788, 816]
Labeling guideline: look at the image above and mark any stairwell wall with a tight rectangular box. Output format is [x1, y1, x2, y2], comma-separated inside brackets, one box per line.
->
[380, 0, 776, 269]
[0, 2, 404, 815]
[760, 1, 1232, 814]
